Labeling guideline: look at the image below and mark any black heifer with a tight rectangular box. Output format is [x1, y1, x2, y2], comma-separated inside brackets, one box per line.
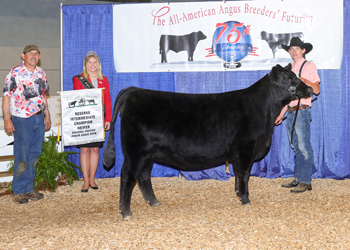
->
[260, 31, 304, 58]
[103, 64, 313, 219]
[159, 31, 207, 63]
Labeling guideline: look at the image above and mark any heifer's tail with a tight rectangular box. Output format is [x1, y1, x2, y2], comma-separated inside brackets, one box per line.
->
[103, 87, 138, 170]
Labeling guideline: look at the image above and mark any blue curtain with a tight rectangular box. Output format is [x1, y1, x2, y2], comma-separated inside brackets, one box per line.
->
[62, 2, 350, 181]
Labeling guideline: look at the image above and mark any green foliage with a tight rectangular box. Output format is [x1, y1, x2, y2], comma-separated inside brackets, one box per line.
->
[7, 134, 81, 192]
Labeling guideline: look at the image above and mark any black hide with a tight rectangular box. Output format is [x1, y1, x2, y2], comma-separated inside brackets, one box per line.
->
[103, 64, 313, 219]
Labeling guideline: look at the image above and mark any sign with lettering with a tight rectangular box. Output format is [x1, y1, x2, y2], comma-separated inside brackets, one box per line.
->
[60, 89, 104, 146]
[113, 0, 342, 72]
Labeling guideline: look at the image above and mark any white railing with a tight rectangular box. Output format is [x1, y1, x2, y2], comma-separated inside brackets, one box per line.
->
[0, 96, 60, 183]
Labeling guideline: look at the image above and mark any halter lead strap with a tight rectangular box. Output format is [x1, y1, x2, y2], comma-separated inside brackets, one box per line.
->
[290, 98, 301, 145]
[290, 60, 307, 144]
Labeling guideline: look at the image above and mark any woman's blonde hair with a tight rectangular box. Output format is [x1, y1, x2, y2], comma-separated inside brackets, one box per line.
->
[81, 51, 104, 80]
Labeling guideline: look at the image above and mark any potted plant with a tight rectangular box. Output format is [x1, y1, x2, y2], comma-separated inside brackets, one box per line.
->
[8, 134, 81, 192]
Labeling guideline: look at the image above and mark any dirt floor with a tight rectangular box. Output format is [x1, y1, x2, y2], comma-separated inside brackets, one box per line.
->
[0, 176, 349, 249]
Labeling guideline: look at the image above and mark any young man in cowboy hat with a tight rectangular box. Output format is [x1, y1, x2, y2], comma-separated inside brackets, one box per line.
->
[275, 37, 320, 193]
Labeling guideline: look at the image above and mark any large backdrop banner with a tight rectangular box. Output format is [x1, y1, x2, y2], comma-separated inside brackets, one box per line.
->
[62, 2, 350, 181]
[113, 0, 343, 72]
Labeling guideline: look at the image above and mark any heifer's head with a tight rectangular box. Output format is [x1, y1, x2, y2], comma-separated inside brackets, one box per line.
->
[269, 64, 313, 99]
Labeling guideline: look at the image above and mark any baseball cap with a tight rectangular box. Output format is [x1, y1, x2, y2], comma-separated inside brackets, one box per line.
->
[23, 45, 40, 54]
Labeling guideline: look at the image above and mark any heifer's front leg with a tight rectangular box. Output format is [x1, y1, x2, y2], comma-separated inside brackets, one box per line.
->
[138, 159, 160, 207]
[237, 170, 251, 205]
[232, 157, 253, 205]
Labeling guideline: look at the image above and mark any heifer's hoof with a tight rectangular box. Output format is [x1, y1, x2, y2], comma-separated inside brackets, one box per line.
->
[120, 210, 133, 219]
[122, 214, 132, 220]
[121, 212, 133, 219]
[241, 198, 251, 205]
[149, 200, 160, 207]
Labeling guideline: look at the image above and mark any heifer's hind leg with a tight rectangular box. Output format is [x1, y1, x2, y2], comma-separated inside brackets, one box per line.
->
[119, 156, 148, 219]
[137, 158, 160, 207]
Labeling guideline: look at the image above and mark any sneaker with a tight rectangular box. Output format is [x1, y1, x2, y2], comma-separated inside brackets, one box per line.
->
[13, 193, 28, 204]
[26, 191, 44, 201]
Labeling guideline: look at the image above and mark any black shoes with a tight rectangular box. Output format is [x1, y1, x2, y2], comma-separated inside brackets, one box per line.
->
[81, 183, 98, 192]
[281, 180, 299, 188]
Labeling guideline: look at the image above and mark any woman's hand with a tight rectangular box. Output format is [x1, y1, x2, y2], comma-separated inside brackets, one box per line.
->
[105, 122, 110, 131]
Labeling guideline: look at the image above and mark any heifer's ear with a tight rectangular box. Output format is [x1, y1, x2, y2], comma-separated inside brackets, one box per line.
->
[284, 63, 292, 71]
[270, 65, 278, 79]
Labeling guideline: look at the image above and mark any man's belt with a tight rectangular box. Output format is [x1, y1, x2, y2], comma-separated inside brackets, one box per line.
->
[288, 105, 309, 113]
[34, 110, 43, 116]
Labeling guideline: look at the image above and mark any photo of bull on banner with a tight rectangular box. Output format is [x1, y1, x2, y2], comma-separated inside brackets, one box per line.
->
[58, 88, 105, 147]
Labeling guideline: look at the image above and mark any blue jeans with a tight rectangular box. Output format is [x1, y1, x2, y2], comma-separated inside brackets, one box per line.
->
[12, 113, 45, 195]
[286, 107, 314, 184]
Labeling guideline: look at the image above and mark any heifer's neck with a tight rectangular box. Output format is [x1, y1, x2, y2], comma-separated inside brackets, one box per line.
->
[251, 74, 294, 119]
[244, 75, 295, 161]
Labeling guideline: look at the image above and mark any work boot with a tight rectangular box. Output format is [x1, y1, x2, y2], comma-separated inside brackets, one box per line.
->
[291, 183, 312, 193]
[26, 191, 44, 201]
[281, 179, 299, 188]
[13, 193, 28, 204]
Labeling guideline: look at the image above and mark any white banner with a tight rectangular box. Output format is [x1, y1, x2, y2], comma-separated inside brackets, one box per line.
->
[113, 0, 343, 72]
[60, 89, 104, 146]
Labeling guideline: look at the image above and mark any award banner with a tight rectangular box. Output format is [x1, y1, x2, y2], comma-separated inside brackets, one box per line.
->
[60, 89, 104, 146]
[113, 0, 343, 72]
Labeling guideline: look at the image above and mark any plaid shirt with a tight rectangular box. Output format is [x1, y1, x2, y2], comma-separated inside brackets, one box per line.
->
[3, 62, 50, 118]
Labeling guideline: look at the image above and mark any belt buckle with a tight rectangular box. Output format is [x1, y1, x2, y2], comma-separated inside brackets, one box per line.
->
[288, 105, 293, 113]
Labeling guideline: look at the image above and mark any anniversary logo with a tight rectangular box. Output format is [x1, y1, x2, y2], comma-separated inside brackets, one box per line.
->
[60, 89, 104, 146]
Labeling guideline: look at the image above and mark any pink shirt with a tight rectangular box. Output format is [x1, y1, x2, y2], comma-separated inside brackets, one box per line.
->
[288, 58, 320, 107]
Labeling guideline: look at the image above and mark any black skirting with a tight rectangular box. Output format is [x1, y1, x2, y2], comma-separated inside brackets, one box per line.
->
[76, 141, 104, 148]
